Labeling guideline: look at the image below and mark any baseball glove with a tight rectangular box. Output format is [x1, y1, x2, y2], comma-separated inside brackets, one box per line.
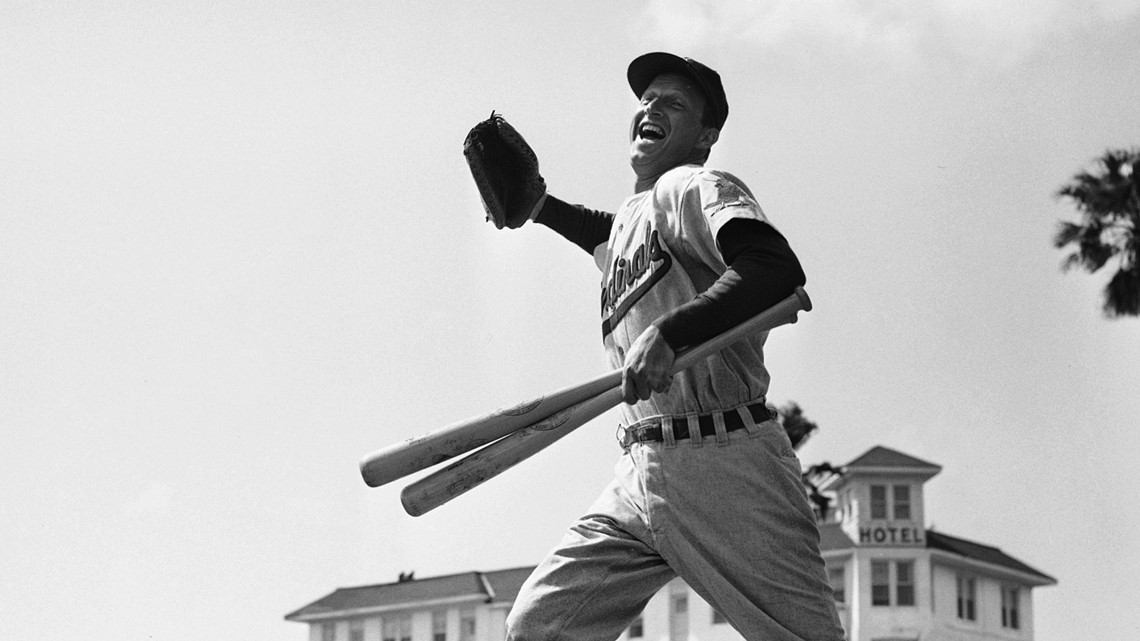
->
[463, 112, 547, 229]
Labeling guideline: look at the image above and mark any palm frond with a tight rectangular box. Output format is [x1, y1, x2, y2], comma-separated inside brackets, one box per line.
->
[1104, 265, 1140, 317]
[777, 402, 818, 451]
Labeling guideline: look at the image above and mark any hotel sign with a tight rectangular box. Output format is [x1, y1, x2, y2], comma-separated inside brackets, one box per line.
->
[858, 523, 925, 546]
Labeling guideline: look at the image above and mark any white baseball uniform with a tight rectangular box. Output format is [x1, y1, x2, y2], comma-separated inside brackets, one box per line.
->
[506, 164, 844, 641]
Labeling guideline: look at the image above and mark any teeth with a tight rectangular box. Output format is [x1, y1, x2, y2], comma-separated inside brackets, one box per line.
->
[640, 123, 665, 139]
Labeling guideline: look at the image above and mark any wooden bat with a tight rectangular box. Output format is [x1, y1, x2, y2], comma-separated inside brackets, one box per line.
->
[399, 286, 812, 517]
[359, 366, 625, 488]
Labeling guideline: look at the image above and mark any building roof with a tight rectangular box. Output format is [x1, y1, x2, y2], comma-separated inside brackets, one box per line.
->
[818, 523, 1054, 585]
[819, 522, 856, 551]
[927, 530, 1056, 585]
[844, 445, 942, 471]
[285, 566, 536, 622]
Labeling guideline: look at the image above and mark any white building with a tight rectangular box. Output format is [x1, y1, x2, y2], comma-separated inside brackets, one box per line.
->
[286, 445, 1055, 641]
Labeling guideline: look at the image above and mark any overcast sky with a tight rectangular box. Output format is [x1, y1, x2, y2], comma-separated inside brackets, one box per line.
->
[2, 2, 1139, 640]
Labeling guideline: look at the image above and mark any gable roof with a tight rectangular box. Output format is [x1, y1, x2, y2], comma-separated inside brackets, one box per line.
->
[285, 566, 535, 622]
[844, 445, 941, 471]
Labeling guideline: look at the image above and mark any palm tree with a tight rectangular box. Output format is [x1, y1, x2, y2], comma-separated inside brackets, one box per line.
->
[777, 401, 818, 450]
[1053, 147, 1140, 317]
[775, 403, 845, 521]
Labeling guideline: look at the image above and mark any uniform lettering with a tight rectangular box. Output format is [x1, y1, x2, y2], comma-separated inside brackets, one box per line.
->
[600, 225, 673, 338]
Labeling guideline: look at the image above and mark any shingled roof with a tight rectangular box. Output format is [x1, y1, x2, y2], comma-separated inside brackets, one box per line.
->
[927, 530, 1056, 585]
[817, 522, 1054, 586]
[844, 445, 942, 471]
[285, 567, 535, 622]
[818, 522, 856, 551]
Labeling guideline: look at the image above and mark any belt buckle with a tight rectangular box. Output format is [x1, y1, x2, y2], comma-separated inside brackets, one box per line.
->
[616, 424, 633, 450]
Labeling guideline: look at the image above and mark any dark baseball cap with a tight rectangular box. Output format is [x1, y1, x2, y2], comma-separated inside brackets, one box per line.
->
[627, 52, 728, 130]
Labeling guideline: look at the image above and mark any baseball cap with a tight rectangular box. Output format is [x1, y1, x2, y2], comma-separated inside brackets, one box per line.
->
[627, 52, 728, 130]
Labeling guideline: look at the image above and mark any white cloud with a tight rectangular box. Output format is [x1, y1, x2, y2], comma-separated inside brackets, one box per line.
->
[638, 0, 1140, 69]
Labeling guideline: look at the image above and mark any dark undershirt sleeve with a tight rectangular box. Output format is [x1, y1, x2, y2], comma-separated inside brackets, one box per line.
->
[653, 218, 807, 350]
[533, 195, 614, 255]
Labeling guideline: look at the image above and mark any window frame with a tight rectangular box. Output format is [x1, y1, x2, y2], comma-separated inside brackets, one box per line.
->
[870, 485, 888, 519]
[872, 559, 916, 607]
[894, 560, 915, 606]
[871, 560, 891, 606]
[956, 574, 977, 622]
[828, 565, 846, 604]
[432, 610, 448, 641]
[628, 614, 644, 638]
[1001, 585, 1021, 630]
[892, 484, 912, 520]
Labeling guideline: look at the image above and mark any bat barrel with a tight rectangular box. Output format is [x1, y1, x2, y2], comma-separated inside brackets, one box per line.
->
[358, 369, 621, 487]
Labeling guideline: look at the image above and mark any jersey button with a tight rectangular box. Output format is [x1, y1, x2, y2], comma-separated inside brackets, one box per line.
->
[616, 346, 625, 359]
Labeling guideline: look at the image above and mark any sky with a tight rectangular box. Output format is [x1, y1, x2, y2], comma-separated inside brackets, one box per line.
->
[2, 1, 1139, 640]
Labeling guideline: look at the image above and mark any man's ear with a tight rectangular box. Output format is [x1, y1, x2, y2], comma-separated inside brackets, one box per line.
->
[698, 127, 720, 150]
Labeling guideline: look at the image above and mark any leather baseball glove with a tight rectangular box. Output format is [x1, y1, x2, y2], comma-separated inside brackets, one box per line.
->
[463, 112, 547, 229]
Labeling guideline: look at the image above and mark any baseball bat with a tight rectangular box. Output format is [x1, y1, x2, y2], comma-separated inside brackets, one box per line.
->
[359, 369, 623, 488]
[400, 286, 812, 517]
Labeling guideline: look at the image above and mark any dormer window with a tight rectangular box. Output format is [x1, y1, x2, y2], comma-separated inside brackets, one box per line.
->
[893, 485, 912, 520]
[870, 484, 913, 520]
[871, 485, 888, 519]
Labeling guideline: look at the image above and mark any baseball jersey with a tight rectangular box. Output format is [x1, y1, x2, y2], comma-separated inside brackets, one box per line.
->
[596, 164, 774, 427]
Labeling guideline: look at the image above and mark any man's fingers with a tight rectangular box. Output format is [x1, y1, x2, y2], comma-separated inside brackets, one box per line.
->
[622, 370, 638, 404]
[623, 368, 656, 404]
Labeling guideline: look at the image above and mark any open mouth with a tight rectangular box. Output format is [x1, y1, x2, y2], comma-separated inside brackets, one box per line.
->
[638, 122, 666, 141]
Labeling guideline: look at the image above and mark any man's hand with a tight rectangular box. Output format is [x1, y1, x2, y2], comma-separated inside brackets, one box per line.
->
[622, 325, 676, 404]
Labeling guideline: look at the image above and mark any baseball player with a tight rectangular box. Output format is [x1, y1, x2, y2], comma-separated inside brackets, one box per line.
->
[500, 53, 844, 641]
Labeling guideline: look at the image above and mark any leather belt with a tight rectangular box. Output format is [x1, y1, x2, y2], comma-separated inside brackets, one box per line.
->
[623, 403, 774, 445]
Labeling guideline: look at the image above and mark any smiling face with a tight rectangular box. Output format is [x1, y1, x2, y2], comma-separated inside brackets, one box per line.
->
[629, 73, 720, 190]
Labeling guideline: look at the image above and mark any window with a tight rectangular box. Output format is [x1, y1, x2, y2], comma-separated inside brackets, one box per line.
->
[895, 561, 915, 606]
[383, 615, 412, 641]
[628, 615, 644, 638]
[459, 611, 476, 641]
[349, 620, 365, 641]
[873, 560, 915, 606]
[433, 610, 448, 641]
[871, 561, 891, 606]
[893, 485, 912, 520]
[322, 623, 336, 641]
[670, 594, 690, 641]
[828, 566, 846, 604]
[1002, 586, 1021, 629]
[872, 484, 913, 520]
[956, 574, 977, 621]
[870, 485, 888, 519]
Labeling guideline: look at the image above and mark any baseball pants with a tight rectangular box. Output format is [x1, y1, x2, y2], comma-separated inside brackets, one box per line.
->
[505, 411, 844, 641]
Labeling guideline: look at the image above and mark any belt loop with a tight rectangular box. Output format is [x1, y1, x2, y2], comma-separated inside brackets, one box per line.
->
[739, 404, 761, 435]
[662, 416, 677, 449]
[685, 413, 703, 448]
[713, 412, 729, 446]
